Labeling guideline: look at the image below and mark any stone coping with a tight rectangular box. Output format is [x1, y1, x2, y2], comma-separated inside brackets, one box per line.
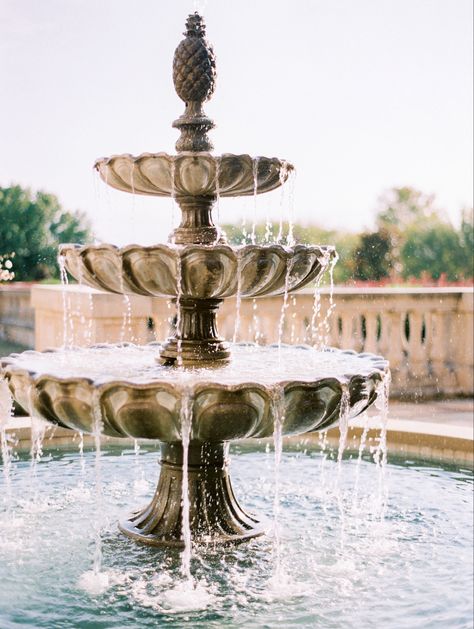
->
[3, 402, 472, 468]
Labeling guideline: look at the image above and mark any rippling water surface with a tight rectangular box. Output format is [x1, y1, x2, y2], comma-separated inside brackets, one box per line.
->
[0, 444, 472, 628]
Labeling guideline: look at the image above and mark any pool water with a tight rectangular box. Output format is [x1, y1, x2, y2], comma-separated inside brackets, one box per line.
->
[0, 443, 472, 628]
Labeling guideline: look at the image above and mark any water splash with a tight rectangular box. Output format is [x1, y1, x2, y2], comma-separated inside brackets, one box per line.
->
[321, 251, 339, 348]
[289, 295, 297, 343]
[58, 254, 73, 348]
[352, 411, 370, 509]
[276, 165, 288, 243]
[251, 298, 261, 344]
[0, 379, 13, 505]
[373, 372, 391, 518]
[175, 252, 183, 367]
[309, 249, 332, 348]
[277, 258, 294, 348]
[250, 157, 260, 244]
[92, 393, 104, 577]
[170, 159, 177, 241]
[78, 431, 86, 476]
[215, 156, 221, 224]
[28, 386, 46, 470]
[180, 392, 193, 582]
[271, 386, 285, 581]
[120, 295, 132, 343]
[233, 250, 243, 344]
[286, 168, 296, 247]
[336, 384, 351, 465]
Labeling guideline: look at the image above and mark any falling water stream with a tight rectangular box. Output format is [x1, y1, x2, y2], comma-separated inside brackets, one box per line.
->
[277, 258, 295, 349]
[232, 251, 243, 344]
[180, 392, 193, 582]
[175, 252, 184, 366]
[250, 157, 260, 245]
[0, 380, 13, 507]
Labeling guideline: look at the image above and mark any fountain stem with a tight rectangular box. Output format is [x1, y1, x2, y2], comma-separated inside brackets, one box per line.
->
[159, 298, 230, 366]
[119, 441, 265, 547]
[170, 195, 224, 245]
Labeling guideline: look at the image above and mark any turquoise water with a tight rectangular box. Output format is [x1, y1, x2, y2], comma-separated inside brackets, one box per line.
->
[0, 443, 472, 628]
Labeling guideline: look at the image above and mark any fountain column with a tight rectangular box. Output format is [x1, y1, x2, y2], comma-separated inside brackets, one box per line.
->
[119, 441, 264, 547]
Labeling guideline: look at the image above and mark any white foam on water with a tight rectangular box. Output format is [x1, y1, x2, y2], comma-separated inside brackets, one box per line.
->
[160, 580, 216, 613]
[6, 344, 383, 387]
[77, 569, 127, 597]
[130, 574, 215, 613]
[133, 478, 151, 496]
[262, 571, 313, 602]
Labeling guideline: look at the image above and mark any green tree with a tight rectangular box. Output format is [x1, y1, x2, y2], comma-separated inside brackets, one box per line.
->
[401, 223, 465, 281]
[353, 230, 392, 281]
[0, 185, 92, 281]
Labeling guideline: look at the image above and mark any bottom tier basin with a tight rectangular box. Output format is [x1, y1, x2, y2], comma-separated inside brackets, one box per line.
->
[2, 343, 388, 545]
[2, 343, 388, 441]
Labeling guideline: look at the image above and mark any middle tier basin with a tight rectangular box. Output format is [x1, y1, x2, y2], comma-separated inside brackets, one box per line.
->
[60, 244, 336, 299]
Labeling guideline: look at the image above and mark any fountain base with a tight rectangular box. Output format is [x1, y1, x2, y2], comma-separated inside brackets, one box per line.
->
[119, 441, 266, 547]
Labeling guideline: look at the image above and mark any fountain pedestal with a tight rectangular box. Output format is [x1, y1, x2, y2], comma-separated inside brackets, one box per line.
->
[159, 298, 230, 366]
[120, 441, 265, 547]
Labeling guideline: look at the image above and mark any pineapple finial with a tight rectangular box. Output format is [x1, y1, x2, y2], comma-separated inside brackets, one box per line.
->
[172, 13, 216, 152]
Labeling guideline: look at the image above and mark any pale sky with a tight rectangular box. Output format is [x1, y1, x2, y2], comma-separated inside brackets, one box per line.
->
[1, 0, 472, 246]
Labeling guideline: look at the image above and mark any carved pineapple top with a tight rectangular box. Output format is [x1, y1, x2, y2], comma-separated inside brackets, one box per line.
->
[173, 13, 216, 104]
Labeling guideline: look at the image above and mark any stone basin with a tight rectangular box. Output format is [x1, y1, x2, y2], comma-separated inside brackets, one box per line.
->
[94, 153, 293, 198]
[2, 344, 387, 441]
[59, 243, 336, 299]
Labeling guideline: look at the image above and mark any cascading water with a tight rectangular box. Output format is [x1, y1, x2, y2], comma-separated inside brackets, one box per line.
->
[232, 250, 243, 344]
[250, 157, 260, 245]
[0, 380, 13, 506]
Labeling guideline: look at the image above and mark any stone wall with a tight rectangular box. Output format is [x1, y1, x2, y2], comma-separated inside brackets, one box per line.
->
[1, 284, 472, 399]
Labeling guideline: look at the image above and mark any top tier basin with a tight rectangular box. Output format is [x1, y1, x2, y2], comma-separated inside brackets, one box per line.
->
[94, 153, 293, 198]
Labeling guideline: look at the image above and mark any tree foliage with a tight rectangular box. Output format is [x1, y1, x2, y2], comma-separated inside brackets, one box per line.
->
[0, 185, 92, 281]
[353, 230, 392, 281]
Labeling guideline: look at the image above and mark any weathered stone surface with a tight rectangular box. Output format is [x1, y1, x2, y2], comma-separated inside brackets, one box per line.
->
[94, 153, 293, 197]
[59, 243, 335, 299]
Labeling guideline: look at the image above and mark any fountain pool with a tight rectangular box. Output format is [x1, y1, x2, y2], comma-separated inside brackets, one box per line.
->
[0, 443, 472, 628]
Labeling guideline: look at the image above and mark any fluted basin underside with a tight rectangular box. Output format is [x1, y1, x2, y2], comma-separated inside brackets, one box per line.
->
[59, 243, 335, 299]
[2, 344, 387, 441]
[94, 153, 293, 198]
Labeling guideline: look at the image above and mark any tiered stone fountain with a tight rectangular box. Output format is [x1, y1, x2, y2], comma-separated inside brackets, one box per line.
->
[2, 14, 387, 548]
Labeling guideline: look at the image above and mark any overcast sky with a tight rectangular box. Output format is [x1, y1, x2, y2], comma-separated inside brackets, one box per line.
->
[1, 0, 472, 245]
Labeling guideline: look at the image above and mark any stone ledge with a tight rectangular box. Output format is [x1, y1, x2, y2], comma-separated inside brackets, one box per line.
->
[4, 408, 472, 467]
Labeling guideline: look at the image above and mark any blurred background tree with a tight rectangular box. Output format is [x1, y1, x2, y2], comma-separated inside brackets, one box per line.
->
[0, 185, 93, 281]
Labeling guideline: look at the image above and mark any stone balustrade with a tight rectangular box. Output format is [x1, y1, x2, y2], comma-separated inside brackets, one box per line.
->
[217, 287, 473, 399]
[0, 285, 35, 347]
[0, 284, 472, 399]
